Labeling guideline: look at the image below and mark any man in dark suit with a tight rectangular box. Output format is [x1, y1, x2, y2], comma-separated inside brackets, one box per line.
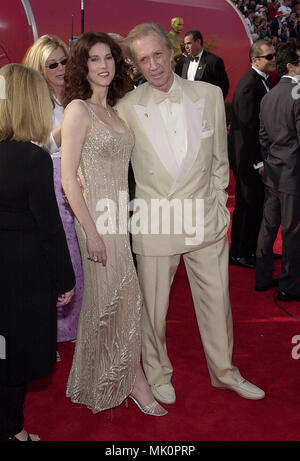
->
[255, 41, 300, 301]
[228, 39, 276, 268]
[175, 29, 229, 99]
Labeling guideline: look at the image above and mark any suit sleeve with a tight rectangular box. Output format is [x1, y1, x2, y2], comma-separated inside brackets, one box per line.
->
[211, 86, 229, 207]
[293, 97, 300, 147]
[26, 147, 75, 294]
[235, 84, 263, 169]
[213, 58, 229, 100]
[259, 104, 270, 161]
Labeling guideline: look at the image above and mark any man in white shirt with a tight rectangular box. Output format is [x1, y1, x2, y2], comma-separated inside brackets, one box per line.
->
[116, 22, 265, 406]
[255, 41, 300, 301]
[176, 29, 229, 99]
[228, 40, 276, 269]
[277, 0, 292, 17]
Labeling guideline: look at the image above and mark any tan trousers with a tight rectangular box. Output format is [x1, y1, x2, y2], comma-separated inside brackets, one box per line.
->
[136, 237, 242, 388]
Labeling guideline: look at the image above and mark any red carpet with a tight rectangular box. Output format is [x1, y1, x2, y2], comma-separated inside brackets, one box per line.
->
[24, 178, 300, 441]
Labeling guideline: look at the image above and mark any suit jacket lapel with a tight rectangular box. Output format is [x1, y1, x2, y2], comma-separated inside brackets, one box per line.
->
[133, 77, 213, 197]
[168, 76, 212, 197]
[194, 51, 207, 81]
[133, 84, 179, 180]
[181, 58, 189, 79]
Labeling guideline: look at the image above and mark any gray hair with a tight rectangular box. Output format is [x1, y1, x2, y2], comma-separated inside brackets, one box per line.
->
[125, 22, 173, 63]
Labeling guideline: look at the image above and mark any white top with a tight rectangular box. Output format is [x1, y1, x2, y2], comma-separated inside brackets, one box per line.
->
[277, 5, 292, 17]
[187, 49, 204, 81]
[154, 76, 187, 167]
[48, 96, 64, 158]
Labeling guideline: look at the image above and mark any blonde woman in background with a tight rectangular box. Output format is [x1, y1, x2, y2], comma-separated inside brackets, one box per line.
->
[23, 35, 83, 346]
[0, 63, 75, 441]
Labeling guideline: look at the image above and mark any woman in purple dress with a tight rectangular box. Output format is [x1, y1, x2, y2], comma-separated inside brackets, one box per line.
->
[23, 35, 83, 344]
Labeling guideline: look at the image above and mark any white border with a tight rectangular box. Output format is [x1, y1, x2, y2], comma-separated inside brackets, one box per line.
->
[225, 0, 253, 45]
[21, 0, 38, 41]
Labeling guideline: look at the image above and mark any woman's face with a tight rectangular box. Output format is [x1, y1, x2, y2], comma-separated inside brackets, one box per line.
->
[45, 46, 67, 93]
[87, 42, 115, 90]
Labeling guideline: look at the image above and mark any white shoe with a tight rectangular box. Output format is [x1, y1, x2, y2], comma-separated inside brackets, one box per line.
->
[224, 379, 265, 400]
[151, 383, 176, 404]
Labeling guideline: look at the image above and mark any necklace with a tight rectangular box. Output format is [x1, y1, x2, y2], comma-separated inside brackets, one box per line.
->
[89, 101, 111, 118]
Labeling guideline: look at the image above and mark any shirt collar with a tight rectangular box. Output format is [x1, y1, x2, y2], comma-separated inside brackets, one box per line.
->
[191, 49, 204, 61]
[282, 75, 300, 84]
[252, 66, 269, 80]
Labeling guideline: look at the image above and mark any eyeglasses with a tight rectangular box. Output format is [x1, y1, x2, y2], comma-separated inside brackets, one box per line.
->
[292, 59, 300, 65]
[255, 53, 276, 61]
[46, 58, 67, 69]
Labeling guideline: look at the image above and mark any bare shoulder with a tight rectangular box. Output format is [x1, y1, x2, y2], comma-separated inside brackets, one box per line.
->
[64, 99, 89, 120]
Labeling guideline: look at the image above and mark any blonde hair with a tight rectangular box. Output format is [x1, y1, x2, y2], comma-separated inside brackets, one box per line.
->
[0, 64, 53, 143]
[23, 34, 69, 106]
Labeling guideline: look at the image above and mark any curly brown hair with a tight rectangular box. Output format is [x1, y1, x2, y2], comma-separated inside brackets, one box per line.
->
[62, 31, 132, 107]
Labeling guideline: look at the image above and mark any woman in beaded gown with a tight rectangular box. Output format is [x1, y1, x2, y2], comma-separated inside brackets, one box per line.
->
[23, 35, 83, 344]
[61, 32, 167, 416]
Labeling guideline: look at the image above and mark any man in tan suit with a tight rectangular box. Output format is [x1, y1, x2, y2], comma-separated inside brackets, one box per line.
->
[116, 23, 264, 404]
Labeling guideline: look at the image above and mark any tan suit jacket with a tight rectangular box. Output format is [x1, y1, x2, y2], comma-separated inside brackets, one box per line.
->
[116, 74, 230, 256]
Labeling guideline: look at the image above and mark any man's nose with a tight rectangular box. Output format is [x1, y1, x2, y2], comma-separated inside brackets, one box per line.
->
[149, 56, 158, 69]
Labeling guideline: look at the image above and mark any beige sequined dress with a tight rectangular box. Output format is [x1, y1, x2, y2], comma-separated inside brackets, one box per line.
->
[66, 101, 142, 413]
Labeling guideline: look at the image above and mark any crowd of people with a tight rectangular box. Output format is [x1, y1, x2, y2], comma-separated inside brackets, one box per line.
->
[232, 0, 300, 43]
[0, 13, 299, 442]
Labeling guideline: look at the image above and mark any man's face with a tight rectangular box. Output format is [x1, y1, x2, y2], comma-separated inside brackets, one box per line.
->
[131, 31, 174, 92]
[252, 44, 277, 74]
[289, 50, 300, 76]
[184, 34, 202, 56]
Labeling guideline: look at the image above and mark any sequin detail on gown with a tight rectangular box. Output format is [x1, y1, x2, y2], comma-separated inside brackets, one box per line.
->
[66, 102, 142, 413]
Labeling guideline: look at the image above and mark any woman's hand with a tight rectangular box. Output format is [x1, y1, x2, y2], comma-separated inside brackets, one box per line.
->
[57, 288, 75, 307]
[87, 233, 107, 266]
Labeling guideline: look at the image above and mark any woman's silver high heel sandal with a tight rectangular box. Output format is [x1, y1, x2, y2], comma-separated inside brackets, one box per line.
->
[126, 395, 168, 416]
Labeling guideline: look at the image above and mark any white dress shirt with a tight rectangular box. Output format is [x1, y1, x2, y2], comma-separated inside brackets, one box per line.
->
[154, 76, 187, 167]
[187, 49, 204, 81]
[48, 96, 64, 157]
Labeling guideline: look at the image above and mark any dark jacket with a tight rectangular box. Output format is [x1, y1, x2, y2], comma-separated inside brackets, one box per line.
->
[260, 77, 300, 196]
[228, 67, 268, 194]
[0, 140, 75, 385]
[177, 49, 229, 99]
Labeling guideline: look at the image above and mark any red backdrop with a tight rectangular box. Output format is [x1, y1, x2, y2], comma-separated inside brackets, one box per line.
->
[0, 0, 251, 100]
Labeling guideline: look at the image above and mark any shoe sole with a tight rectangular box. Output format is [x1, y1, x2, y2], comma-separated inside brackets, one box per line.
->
[214, 385, 265, 400]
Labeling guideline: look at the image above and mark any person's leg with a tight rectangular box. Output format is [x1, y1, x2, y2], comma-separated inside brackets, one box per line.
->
[0, 383, 25, 439]
[255, 186, 281, 288]
[130, 364, 167, 415]
[183, 238, 242, 387]
[279, 192, 300, 295]
[136, 254, 181, 386]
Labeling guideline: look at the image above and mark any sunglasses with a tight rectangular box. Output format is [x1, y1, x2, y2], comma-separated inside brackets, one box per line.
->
[46, 58, 67, 69]
[255, 53, 276, 61]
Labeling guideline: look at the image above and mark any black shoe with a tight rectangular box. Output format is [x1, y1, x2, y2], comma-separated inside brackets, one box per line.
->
[254, 278, 279, 292]
[277, 290, 300, 302]
[229, 255, 255, 269]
